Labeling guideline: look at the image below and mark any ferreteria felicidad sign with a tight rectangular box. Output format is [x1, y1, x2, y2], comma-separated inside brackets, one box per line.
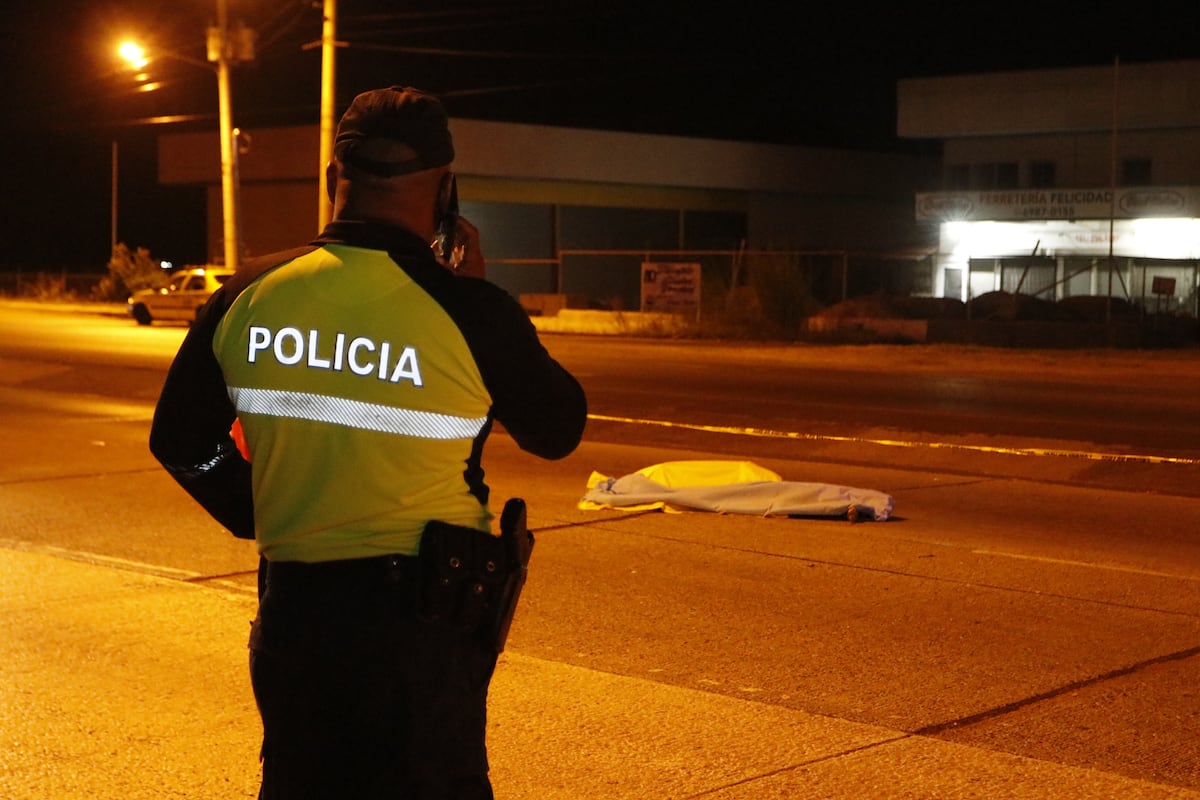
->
[641, 262, 701, 313]
[916, 187, 1200, 222]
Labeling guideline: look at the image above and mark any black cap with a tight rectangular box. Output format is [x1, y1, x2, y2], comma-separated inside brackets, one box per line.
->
[333, 86, 454, 177]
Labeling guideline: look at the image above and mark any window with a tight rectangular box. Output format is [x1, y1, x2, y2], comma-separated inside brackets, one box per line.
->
[1030, 161, 1056, 188]
[972, 162, 1018, 189]
[458, 201, 555, 259]
[682, 210, 746, 250]
[1120, 158, 1152, 186]
[945, 164, 969, 190]
[559, 206, 678, 250]
[995, 163, 1019, 189]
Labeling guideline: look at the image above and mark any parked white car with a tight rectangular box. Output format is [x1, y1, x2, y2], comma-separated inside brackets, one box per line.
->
[128, 267, 234, 325]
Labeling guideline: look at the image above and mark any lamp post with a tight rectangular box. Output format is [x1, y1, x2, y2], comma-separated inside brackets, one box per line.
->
[209, 0, 241, 269]
[111, 140, 118, 255]
[118, 1, 254, 271]
[317, 0, 338, 231]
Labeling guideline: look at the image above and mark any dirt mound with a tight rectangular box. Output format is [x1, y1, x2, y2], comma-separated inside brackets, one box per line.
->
[967, 291, 1058, 321]
[1055, 295, 1140, 322]
[890, 296, 967, 320]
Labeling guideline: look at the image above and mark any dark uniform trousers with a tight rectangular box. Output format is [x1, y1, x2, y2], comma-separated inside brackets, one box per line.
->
[249, 555, 498, 799]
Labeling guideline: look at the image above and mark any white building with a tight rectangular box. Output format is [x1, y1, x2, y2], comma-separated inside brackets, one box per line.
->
[898, 59, 1200, 317]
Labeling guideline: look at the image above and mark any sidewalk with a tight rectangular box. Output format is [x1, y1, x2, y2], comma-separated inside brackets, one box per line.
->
[3, 544, 1196, 800]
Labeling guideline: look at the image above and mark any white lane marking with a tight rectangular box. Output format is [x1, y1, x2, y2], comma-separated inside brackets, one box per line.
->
[971, 548, 1200, 582]
[0, 538, 200, 579]
[587, 413, 1200, 466]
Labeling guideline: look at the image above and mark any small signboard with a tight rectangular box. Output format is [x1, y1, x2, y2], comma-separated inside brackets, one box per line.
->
[1151, 276, 1176, 296]
[641, 262, 701, 313]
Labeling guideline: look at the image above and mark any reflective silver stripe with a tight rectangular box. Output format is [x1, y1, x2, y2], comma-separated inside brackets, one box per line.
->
[228, 387, 487, 440]
[165, 440, 237, 478]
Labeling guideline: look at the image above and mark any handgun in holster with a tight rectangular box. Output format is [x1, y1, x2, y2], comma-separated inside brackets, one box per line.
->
[416, 498, 534, 653]
[492, 497, 534, 652]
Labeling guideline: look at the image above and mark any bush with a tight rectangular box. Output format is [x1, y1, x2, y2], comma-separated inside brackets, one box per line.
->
[22, 273, 74, 301]
[92, 243, 167, 302]
[746, 253, 821, 339]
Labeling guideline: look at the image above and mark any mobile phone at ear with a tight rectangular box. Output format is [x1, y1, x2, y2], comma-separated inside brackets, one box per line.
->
[435, 175, 459, 262]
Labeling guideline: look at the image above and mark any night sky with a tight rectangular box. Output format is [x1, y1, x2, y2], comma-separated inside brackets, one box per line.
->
[3, 1, 1198, 271]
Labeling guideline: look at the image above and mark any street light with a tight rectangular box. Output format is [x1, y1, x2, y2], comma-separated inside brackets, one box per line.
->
[117, 41, 148, 70]
[117, 0, 254, 271]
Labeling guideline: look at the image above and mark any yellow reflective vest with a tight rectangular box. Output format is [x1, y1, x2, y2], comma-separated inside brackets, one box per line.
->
[150, 222, 586, 562]
[213, 243, 493, 562]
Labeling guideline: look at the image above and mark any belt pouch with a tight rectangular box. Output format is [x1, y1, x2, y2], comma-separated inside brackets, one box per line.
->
[417, 499, 534, 651]
[417, 519, 508, 632]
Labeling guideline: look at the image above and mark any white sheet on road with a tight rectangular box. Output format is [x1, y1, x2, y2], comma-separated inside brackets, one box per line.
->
[578, 460, 894, 521]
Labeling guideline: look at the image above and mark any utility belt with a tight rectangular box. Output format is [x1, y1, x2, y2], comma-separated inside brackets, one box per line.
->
[264, 551, 422, 590]
[416, 498, 534, 653]
[263, 498, 533, 653]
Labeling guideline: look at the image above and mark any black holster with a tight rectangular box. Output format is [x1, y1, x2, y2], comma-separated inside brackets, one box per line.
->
[417, 498, 534, 652]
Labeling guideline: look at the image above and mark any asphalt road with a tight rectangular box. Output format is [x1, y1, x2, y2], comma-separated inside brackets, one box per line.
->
[1, 301, 1199, 798]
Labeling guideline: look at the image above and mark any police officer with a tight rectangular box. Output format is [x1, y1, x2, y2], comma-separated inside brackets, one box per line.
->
[149, 86, 587, 799]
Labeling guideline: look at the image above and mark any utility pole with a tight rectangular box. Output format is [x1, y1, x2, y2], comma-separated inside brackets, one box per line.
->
[318, 0, 338, 232]
[117, 6, 252, 269]
[207, 0, 255, 270]
[1106, 56, 1119, 327]
[111, 141, 119, 255]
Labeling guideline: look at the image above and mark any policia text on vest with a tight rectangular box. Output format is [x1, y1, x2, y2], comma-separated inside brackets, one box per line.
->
[246, 325, 424, 386]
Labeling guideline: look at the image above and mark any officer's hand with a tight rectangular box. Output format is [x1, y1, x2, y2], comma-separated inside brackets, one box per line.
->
[451, 217, 486, 279]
